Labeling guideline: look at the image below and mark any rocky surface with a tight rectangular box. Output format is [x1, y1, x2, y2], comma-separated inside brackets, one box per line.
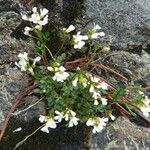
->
[103, 50, 150, 92]
[90, 116, 150, 150]
[0, 0, 42, 128]
[83, 0, 150, 50]
[0, 0, 150, 150]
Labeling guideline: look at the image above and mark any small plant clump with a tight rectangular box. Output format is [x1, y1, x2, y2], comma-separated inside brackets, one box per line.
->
[15, 7, 150, 134]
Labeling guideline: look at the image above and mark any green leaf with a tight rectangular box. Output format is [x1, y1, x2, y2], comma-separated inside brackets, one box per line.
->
[125, 105, 137, 117]
[112, 87, 126, 102]
[43, 31, 51, 41]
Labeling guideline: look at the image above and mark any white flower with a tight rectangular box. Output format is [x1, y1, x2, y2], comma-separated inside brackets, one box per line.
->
[74, 40, 85, 49]
[53, 72, 69, 82]
[40, 8, 49, 17]
[93, 23, 101, 30]
[109, 113, 116, 121]
[73, 32, 88, 49]
[64, 109, 77, 123]
[82, 81, 87, 87]
[72, 78, 78, 87]
[101, 98, 108, 106]
[68, 116, 79, 127]
[99, 32, 105, 36]
[140, 107, 150, 118]
[70, 110, 76, 117]
[32, 7, 37, 13]
[40, 126, 49, 133]
[39, 117, 57, 133]
[33, 56, 41, 67]
[89, 23, 105, 39]
[47, 66, 53, 71]
[39, 115, 46, 123]
[15, 52, 29, 72]
[38, 15, 48, 26]
[24, 26, 33, 36]
[86, 118, 94, 126]
[89, 85, 95, 93]
[86, 117, 108, 133]
[52, 65, 70, 82]
[54, 111, 64, 122]
[29, 13, 40, 23]
[139, 96, 150, 118]
[99, 82, 108, 90]
[63, 25, 75, 33]
[35, 25, 42, 31]
[15, 52, 41, 75]
[90, 76, 100, 83]
[64, 113, 69, 121]
[92, 124, 104, 133]
[92, 91, 101, 99]
[59, 66, 66, 72]
[93, 117, 108, 133]
[23, 25, 42, 36]
[22, 7, 49, 26]
[22, 14, 28, 21]
[91, 32, 105, 39]
[46, 118, 57, 129]
[94, 99, 99, 105]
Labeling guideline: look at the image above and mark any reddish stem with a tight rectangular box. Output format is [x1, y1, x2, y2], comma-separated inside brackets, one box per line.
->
[0, 83, 38, 141]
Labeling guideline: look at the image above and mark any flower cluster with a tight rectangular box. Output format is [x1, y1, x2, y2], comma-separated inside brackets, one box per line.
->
[86, 117, 108, 133]
[39, 115, 57, 133]
[39, 109, 79, 133]
[89, 76, 108, 106]
[88, 23, 105, 39]
[72, 72, 109, 106]
[18, 7, 149, 137]
[38, 69, 111, 133]
[47, 64, 69, 82]
[73, 32, 89, 49]
[22, 7, 49, 35]
[63, 24, 105, 49]
[72, 69, 88, 87]
[15, 52, 41, 75]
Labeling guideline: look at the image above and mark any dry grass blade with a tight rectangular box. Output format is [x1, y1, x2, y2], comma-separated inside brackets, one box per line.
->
[13, 124, 45, 150]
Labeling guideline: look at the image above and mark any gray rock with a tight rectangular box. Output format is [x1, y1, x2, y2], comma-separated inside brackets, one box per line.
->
[90, 116, 150, 150]
[0, 0, 150, 150]
[105, 50, 150, 91]
[0, 67, 30, 127]
[83, 0, 150, 50]
[0, 0, 38, 127]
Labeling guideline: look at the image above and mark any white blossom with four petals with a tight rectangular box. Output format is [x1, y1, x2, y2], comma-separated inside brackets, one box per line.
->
[73, 32, 88, 49]
[47, 65, 70, 82]
[68, 116, 80, 127]
[86, 117, 108, 133]
[54, 111, 64, 122]
[89, 23, 105, 39]
[40, 117, 57, 133]
[101, 98, 108, 106]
